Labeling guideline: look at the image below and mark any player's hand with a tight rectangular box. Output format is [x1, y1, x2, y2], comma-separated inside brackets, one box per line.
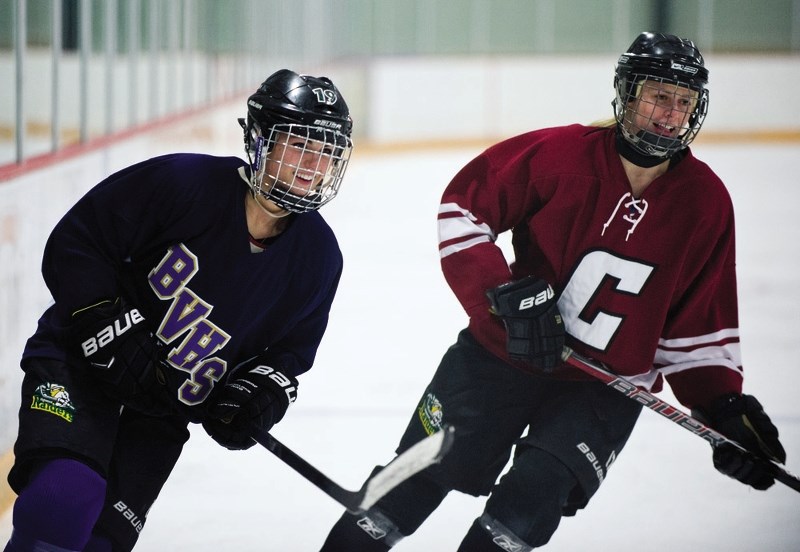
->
[203, 356, 298, 450]
[486, 276, 565, 372]
[694, 393, 786, 490]
[69, 297, 172, 416]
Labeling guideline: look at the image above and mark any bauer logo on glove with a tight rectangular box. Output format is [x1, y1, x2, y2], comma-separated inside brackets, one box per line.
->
[516, 284, 556, 313]
[77, 304, 147, 362]
[248, 364, 298, 404]
[486, 276, 566, 371]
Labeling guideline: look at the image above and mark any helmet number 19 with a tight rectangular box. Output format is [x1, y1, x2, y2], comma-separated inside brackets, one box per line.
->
[312, 87, 338, 105]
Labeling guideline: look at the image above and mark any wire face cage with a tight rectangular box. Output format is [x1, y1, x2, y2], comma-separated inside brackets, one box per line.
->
[250, 123, 353, 213]
[614, 74, 709, 158]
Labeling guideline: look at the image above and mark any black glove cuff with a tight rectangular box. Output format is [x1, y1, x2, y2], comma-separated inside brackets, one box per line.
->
[69, 297, 149, 363]
[234, 363, 298, 413]
[696, 392, 786, 465]
[209, 358, 299, 426]
[714, 392, 746, 412]
[486, 276, 566, 371]
[486, 276, 556, 318]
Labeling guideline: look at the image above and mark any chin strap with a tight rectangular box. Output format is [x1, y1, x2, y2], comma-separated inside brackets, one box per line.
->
[615, 128, 689, 170]
[237, 166, 292, 221]
[615, 129, 667, 168]
[252, 190, 292, 219]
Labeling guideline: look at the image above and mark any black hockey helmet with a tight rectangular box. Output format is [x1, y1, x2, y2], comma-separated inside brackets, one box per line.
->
[613, 32, 710, 159]
[239, 69, 354, 213]
[616, 32, 708, 94]
[243, 69, 352, 151]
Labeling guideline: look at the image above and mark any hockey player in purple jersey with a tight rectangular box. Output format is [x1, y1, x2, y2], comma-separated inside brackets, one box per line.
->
[4, 69, 353, 552]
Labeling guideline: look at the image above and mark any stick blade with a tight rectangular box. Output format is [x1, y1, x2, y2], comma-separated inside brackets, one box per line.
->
[356, 425, 455, 512]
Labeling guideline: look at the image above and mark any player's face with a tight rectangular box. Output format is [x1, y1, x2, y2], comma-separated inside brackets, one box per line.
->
[262, 131, 335, 196]
[625, 79, 698, 138]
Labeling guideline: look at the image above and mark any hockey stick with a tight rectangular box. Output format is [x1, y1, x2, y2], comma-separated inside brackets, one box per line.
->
[252, 424, 455, 513]
[561, 347, 800, 493]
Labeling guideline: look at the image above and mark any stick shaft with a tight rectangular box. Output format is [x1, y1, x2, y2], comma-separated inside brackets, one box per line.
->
[561, 347, 800, 493]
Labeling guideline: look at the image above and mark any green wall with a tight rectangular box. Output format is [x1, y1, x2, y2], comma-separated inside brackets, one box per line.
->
[2, 0, 798, 54]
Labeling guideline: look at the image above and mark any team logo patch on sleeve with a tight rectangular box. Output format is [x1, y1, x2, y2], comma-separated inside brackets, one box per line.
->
[417, 393, 443, 436]
[30, 383, 76, 422]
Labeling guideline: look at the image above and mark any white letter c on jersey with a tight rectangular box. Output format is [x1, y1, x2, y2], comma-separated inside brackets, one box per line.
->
[558, 251, 654, 350]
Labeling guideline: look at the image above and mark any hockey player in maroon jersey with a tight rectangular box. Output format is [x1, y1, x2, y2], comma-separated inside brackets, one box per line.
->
[321, 32, 786, 551]
[4, 69, 353, 551]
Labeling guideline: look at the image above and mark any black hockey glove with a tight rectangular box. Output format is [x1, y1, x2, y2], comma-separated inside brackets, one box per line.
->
[693, 393, 786, 490]
[486, 276, 565, 372]
[70, 297, 171, 416]
[203, 356, 298, 451]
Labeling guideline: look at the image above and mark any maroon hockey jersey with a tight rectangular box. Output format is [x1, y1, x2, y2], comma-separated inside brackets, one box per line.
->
[437, 124, 743, 409]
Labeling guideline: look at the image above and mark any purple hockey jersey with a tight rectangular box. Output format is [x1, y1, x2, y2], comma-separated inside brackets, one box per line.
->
[23, 153, 342, 415]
